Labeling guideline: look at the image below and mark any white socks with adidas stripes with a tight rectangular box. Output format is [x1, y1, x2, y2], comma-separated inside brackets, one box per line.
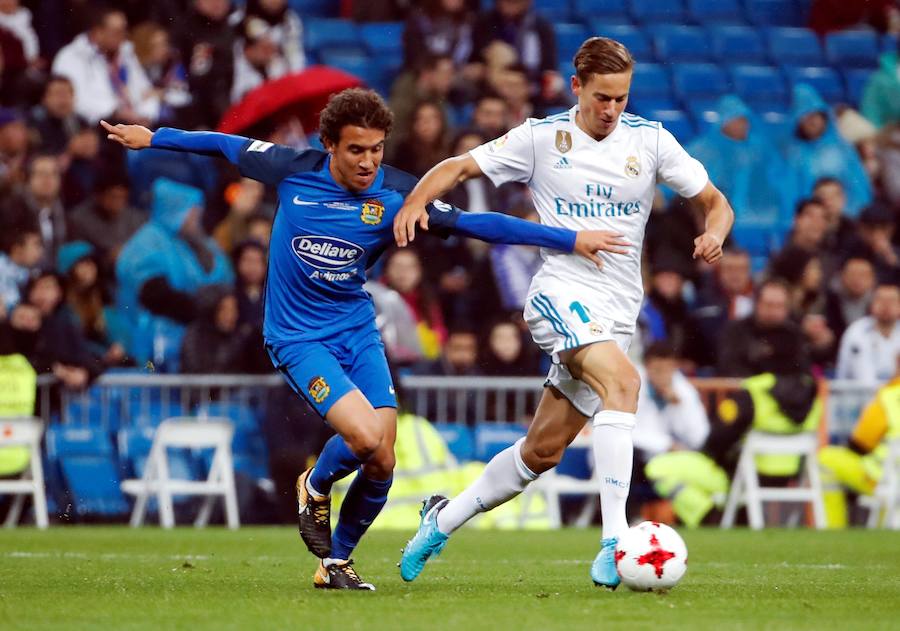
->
[436, 437, 537, 535]
[592, 410, 635, 541]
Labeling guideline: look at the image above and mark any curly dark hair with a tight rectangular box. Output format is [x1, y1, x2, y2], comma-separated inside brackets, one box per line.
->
[319, 88, 394, 146]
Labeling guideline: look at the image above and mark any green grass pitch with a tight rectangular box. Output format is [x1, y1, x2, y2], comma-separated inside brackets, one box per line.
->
[1, 527, 899, 630]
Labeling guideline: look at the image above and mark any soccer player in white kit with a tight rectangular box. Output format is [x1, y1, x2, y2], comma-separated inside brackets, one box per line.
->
[395, 38, 734, 588]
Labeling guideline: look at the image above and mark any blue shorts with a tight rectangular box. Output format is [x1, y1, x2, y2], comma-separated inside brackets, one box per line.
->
[265, 322, 396, 418]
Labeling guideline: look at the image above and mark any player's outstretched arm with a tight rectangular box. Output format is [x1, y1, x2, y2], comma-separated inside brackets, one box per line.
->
[440, 209, 631, 269]
[101, 120, 248, 164]
[394, 154, 484, 247]
[689, 182, 734, 264]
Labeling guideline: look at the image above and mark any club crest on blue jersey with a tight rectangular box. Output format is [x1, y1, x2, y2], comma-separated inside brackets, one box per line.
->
[291, 235, 364, 270]
[361, 199, 384, 225]
[308, 376, 330, 403]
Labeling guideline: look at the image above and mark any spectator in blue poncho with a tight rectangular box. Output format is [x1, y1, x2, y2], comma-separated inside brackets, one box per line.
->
[688, 95, 798, 234]
[781, 84, 872, 218]
[115, 178, 233, 371]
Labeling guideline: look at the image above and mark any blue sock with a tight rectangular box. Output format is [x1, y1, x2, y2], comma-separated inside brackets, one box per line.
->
[308, 435, 362, 496]
[331, 470, 393, 561]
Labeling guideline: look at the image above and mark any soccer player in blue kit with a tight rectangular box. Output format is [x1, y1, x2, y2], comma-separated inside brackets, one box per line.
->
[102, 89, 624, 590]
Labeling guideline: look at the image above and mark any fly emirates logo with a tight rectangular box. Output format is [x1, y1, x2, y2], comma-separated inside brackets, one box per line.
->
[554, 184, 642, 218]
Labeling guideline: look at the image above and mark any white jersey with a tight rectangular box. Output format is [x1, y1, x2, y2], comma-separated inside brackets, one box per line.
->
[470, 105, 708, 329]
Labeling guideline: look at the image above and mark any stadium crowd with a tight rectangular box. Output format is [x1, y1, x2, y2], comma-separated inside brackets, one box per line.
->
[0, 0, 897, 395]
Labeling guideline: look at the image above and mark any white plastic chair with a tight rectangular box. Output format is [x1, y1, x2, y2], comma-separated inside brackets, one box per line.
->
[721, 431, 826, 530]
[860, 438, 900, 529]
[121, 418, 239, 529]
[0, 417, 48, 529]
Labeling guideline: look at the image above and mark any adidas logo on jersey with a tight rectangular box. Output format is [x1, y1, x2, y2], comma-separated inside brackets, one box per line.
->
[553, 156, 572, 170]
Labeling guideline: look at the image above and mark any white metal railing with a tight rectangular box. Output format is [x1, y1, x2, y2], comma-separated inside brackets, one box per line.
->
[34, 374, 884, 439]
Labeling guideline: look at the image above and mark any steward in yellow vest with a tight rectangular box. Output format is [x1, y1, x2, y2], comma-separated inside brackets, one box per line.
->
[819, 360, 900, 526]
[0, 354, 37, 476]
[646, 372, 822, 527]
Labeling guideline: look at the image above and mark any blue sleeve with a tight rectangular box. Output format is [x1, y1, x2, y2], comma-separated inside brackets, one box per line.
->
[427, 201, 576, 252]
[150, 128, 324, 186]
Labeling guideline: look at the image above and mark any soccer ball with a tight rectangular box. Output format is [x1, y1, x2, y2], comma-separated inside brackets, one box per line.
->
[614, 521, 688, 592]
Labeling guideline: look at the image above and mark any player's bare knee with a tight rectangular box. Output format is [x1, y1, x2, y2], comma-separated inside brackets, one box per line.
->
[345, 428, 383, 461]
[521, 438, 564, 473]
[603, 369, 641, 411]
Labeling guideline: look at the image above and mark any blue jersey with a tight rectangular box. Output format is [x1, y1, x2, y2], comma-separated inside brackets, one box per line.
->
[237, 143, 459, 344]
[151, 129, 578, 346]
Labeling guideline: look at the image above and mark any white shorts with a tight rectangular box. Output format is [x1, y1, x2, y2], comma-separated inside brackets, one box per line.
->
[524, 284, 633, 417]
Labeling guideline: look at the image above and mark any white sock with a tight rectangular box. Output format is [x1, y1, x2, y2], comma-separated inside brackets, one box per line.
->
[437, 437, 537, 534]
[591, 411, 635, 541]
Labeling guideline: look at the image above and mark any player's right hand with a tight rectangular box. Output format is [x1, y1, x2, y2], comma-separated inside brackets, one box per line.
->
[100, 120, 153, 150]
[394, 201, 430, 247]
[573, 230, 632, 269]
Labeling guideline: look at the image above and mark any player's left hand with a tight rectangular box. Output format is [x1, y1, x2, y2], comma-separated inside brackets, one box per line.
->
[100, 120, 153, 150]
[394, 201, 429, 247]
[692, 232, 723, 264]
[574, 230, 632, 269]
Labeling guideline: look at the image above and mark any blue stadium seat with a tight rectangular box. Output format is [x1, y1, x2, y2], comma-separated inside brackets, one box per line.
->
[825, 30, 880, 68]
[629, 0, 687, 24]
[45, 426, 129, 517]
[882, 33, 898, 53]
[360, 22, 404, 57]
[128, 399, 186, 427]
[783, 66, 845, 103]
[685, 0, 744, 24]
[303, 18, 360, 54]
[554, 23, 590, 63]
[117, 426, 198, 482]
[555, 447, 592, 480]
[628, 63, 673, 100]
[318, 49, 371, 74]
[745, 0, 801, 26]
[533, 0, 573, 22]
[843, 69, 873, 106]
[686, 101, 722, 132]
[729, 64, 789, 108]
[288, 0, 339, 17]
[756, 108, 790, 134]
[649, 25, 713, 62]
[194, 402, 260, 429]
[587, 23, 653, 60]
[433, 423, 475, 462]
[766, 27, 824, 65]
[349, 65, 396, 95]
[574, 0, 630, 20]
[671, 63, 730, 102]
[709, 26, 767, 63]
[731, 225, 783, 257]
[474, 423, 527, 462]
[628, 97, 681, 113]
[648, 109, 697, 143]
[64, 386, 125, 429]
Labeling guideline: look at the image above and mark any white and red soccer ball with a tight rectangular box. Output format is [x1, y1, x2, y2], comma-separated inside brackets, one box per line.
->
[614, 521, 688, 591]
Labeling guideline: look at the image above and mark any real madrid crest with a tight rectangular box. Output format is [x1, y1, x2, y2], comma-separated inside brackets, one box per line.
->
[625, 155, 640, 178]
[361, 199, 384, 225]
[589, 322, 604, 337]
[555, 130, 572, 154]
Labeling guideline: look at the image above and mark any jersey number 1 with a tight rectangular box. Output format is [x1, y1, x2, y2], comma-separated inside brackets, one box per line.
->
[569, 301, 592, 324]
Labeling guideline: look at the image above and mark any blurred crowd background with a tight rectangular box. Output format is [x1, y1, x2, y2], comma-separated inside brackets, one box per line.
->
[0, 0, 897, 388]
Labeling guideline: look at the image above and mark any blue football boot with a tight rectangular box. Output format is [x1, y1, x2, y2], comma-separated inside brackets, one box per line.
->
[399, 495, 449, 582]
[590, 537, 621, 590]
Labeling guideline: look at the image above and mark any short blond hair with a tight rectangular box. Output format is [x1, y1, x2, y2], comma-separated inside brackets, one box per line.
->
[573, 37, 634, 83]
